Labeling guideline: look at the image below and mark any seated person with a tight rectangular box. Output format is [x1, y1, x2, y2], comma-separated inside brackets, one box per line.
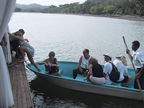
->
[103, 53, 113, 85]
[39, 51, 62, 76]
[73, 49, 91, 79]
[86, 58, 105, 85]
[113, 55, 131, 87]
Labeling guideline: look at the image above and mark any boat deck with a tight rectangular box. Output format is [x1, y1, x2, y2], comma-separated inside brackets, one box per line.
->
[8, 58, 34, 108]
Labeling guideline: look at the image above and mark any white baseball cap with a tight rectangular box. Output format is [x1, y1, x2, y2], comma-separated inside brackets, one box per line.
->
[103, 53, 112, 59]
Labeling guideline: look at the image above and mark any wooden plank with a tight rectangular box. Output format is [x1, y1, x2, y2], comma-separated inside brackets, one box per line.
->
[8, 58, 34, 108]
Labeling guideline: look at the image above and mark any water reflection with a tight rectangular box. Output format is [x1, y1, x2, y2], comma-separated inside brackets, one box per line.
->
[30, 77, 143, 108]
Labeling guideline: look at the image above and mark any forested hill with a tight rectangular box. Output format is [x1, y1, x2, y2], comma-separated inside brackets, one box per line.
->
[15, 0, 144, 16]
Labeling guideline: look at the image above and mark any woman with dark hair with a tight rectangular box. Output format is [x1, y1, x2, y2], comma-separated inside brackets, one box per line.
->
[39, 51, 62, 76]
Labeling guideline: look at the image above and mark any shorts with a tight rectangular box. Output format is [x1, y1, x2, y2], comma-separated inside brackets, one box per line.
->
[89, 75, 105, 85]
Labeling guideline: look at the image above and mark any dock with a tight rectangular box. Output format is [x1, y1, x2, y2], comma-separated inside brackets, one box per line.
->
[8, 58, 34, 108]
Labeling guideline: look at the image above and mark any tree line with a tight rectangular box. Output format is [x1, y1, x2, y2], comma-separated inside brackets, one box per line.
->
[15, 0, 144, 16]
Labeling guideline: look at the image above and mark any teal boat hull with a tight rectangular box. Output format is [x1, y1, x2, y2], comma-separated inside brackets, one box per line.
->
[27, 61, 144, 101]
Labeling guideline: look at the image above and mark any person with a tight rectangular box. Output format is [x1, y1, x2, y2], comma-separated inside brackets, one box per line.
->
[39, 51, 62, 76]
[9, 29, 24, 58]
[86, 58, 105, 85]
[126, 40, 144, 89]
[103, 53, 113, 84]
[1, 35, 7, 59]
[73, 49, 91, 79]
[113, 55, 131, 87]
[8, 31, 41, 72]
[1, 35, 7, 46]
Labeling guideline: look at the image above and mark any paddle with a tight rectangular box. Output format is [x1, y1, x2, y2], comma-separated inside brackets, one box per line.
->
[122, 36, 144, 102]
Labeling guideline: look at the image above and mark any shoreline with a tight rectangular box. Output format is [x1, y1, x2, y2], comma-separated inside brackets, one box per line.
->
[15, 12, 144, 21]
[80, 14, 144, 21]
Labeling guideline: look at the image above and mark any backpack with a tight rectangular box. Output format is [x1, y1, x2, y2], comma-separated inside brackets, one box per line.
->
[108, 62, 120, 83]
[92, 62, 104, 77]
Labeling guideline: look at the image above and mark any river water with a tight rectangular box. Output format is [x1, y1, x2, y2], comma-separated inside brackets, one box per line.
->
[9, 13, 144, 108]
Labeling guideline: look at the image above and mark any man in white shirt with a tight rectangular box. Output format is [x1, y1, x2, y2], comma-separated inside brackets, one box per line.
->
[103, 54, 113, 84]
[127, 40, 144, 89]
[73, 49, 91, 79]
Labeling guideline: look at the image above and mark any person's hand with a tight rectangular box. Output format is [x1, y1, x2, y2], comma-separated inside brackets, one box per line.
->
[79, 67, 82, 73]
[45, 63, 48, 66]
[88, 71, 92, 75]
[126, 48, 130, 54]
[135, 73, 141, 79]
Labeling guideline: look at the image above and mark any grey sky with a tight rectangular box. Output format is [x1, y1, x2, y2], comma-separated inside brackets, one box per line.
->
[16, 0, 86, 6]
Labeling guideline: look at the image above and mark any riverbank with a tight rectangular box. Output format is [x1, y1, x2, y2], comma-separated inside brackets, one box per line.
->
[82, 14, 144, 21]
[106, 15, 144, 21]
[15, 12, 144, 21]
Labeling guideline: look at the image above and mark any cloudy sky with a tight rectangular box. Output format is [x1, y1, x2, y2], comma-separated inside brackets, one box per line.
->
[16, 0, 86, 6]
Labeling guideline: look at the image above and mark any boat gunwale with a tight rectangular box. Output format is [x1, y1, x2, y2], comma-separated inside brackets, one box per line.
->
[26, 62, 143, 93]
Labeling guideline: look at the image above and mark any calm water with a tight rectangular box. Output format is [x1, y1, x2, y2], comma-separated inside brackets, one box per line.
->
[9, 13, 144, 108]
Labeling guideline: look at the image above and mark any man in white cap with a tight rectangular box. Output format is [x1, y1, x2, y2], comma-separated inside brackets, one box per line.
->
[103, 53, 113, 84]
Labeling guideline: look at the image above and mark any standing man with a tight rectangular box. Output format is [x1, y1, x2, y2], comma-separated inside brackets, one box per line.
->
[73, 49, 91, 79]
[126, 40, 144, 89]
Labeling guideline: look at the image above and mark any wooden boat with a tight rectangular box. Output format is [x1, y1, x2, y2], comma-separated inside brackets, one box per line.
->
[26, 61, 144, 101]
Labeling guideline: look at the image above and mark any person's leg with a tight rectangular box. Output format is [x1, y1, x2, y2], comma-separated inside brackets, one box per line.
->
[73, 68, 79, 79]
[84, 72, 91, 81]
[82, 69, 88, 77]
[127, 75, 132, 83]
[139, 77, 144, 90]
[121, 76, 128, 87]
[134, 69, 141, 89]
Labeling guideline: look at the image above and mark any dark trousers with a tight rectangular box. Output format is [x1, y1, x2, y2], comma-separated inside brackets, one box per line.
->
[134, 68, 144, 90]
[73, 67, 88, 79]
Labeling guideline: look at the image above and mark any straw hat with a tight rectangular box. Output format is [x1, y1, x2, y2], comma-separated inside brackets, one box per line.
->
[120, 56, 127, 66]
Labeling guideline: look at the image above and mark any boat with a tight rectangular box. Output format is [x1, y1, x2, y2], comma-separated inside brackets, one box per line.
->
[26, 61, 144, 101]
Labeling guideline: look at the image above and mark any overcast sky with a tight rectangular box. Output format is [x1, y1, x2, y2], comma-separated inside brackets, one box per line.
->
[16, 0, 86, 6]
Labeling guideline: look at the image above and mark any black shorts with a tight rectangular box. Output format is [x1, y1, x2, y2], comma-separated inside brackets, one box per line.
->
[121, 76, 128, 83]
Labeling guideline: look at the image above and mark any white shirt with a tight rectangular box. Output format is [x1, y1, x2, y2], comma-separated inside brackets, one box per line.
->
[113, 59, 127, 81]
[103, 62, 113, 84]
[80, 56, 91, 69]
[132, 49, 144, 68]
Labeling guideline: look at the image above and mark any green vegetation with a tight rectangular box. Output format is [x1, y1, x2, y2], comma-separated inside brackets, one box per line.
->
[15, 0, 144, 16]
